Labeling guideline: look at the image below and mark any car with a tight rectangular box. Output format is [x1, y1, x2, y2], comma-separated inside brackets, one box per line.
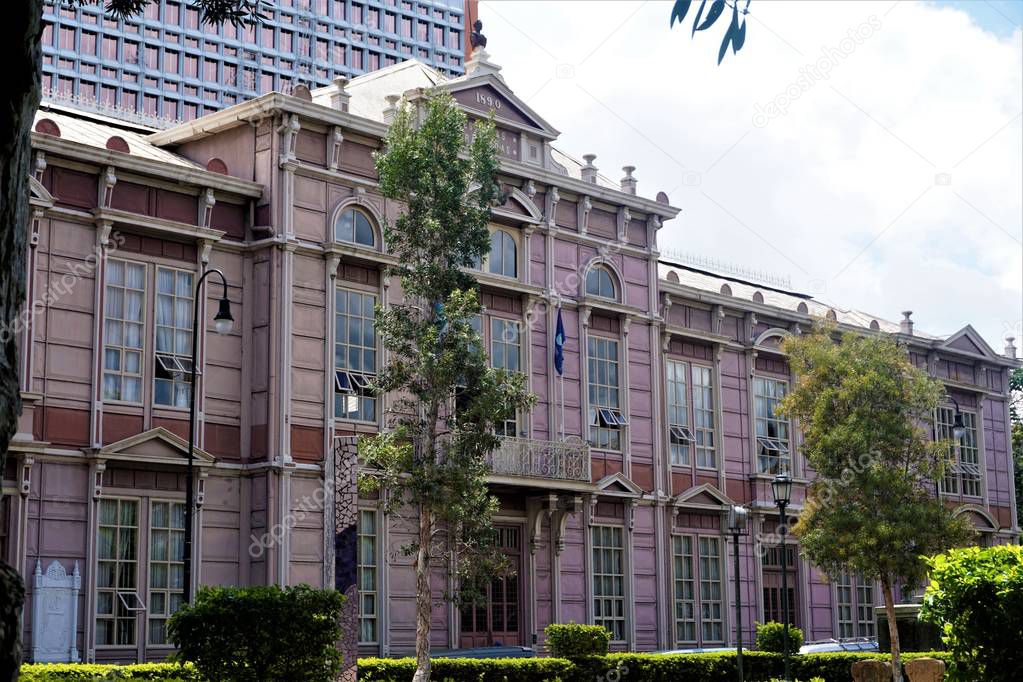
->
[799, 638, 879, 654]
[653, 646, 737, 655]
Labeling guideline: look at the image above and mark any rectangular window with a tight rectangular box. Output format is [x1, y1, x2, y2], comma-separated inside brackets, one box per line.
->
[335, 289, 377, 422]
[672, 535, 696, 642]
[762, 543, 798, 627]
[698, 536, 723, 642]
[836, 573, 875, 639]
[666, 360, 694, 465]
[592, 525, 625, 641]
[96, 499, 141, 647]
[148, 501, 185, 645]
[358, 509, 378, 643]
[588, 336, 625, 450]
[154, 268, 194, 408]
[755, 376, 790, 474]
[692, 366, 716, 468]
[103, 260, 146, 403]
[937, 406, 981, 497]
[490, 318, 520, 437]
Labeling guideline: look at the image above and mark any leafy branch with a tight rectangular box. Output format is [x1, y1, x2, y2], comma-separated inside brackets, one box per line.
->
[670, 0, 750, 64]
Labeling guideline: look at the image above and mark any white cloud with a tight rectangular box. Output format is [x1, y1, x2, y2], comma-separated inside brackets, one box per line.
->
[480, 0, 1022, 349]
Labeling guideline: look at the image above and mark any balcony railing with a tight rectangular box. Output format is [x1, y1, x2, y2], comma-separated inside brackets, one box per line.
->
[487, 436, 591, 483]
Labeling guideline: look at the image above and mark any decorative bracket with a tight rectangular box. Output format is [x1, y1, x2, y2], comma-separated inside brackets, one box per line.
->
[617, 207, 631, 241]
[199, 188, 216, 229]
[546, 187, 560, 229]
[101, 166, 117, 208]
[199, 239, 214, 266]
[627, 498, 639, 531]
[92, 462, 106, 500]
[524, 179, 536, 199]
[329, 127, 344, 170]
[527, 493, 559, 555]
[554, 495, 584, 555]
[579, 305, 592, 329]
[33, 150, 46, 181]
[578, 196, 592, 234]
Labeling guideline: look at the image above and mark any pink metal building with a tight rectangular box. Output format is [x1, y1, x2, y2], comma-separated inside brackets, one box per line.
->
[5, 46, 1019, 663]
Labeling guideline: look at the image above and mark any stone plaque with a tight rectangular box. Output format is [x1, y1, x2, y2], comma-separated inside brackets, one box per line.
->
[31, 560, 81, 663]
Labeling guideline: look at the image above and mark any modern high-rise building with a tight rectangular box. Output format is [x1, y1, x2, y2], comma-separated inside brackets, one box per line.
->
[41, 0, 472, 127]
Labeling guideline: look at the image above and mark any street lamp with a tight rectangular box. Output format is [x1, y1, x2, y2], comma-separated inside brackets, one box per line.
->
[183, 268, 234, 604]
[949, 397, 966, 441]
[727, 505, 749, 682]
[771, 473, 794, 682]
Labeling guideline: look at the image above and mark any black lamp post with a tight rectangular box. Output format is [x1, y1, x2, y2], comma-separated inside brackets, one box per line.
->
[771, 473, 794, 682]
[727, 505, 749, 682]
[949, 397, 966, 441]
[183, 268, 234, 604]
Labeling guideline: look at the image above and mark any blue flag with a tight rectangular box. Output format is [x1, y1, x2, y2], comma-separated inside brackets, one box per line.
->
[554, 309, 566, 376]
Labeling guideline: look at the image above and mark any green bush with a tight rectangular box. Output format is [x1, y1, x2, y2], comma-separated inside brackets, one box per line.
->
[544, 623, 610, 658]
[755, 621, 804, 655]
[19, 663, 201, 681]
[356, 657, 574, 682]
[168, 584, 345, 682]
[921, 544, 1023, 682]
[356, 651, 950, 682]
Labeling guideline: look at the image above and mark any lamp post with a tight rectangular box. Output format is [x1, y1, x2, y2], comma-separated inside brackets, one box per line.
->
[727, 505, 749, 682]
[771, 473, 794, 682]
[183, 268, 234, 604]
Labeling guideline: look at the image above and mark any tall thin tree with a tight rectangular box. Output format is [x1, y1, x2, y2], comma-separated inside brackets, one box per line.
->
[359, 93, 534, 682]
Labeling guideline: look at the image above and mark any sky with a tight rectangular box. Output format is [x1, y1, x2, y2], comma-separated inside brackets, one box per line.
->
[477, 0, 1023, 350]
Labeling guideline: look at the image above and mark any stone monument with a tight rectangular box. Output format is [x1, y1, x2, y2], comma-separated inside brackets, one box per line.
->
[31, 560, 81, 663]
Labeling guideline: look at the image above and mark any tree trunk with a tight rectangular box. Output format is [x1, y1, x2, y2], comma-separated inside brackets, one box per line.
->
[1, 2, 44, 681]
[881, 580, 902, 682]
[411, 506, 433, 682]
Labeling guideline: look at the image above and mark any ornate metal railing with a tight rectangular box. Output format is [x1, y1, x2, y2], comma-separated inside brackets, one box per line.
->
[487, 436, 591, 483]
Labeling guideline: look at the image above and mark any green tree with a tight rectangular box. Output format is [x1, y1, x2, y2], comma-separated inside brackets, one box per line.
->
[779, 325, 973, 682]
[921, 545, 1023, 682]
[1, 5, 265, 681]
[359, 92, 534, 682]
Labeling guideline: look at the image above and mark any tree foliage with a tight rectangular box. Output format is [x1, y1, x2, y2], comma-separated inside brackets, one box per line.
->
[168, 585, 345, 682]
[670, 0, 750, 64]
[920, 545, 1023, 682]
[358, 92, 534, 681]
[754, 621, 803, 655]
[1010, 368, 1022, 526]
[62, 0, 268, 25]
[779, 324, 973, 681]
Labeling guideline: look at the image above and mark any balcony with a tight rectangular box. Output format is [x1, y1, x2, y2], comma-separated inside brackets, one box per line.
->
[487, 436, 591, 483]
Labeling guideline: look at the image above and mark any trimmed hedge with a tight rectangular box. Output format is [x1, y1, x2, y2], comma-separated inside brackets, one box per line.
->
[544, 623, 610, 658]
[355, 657, 575, 682]
[19, 663, 202, 681]
[357, 651, 953, 682]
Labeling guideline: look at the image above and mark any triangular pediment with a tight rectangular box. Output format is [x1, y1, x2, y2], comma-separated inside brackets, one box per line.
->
[674, 483, 734, 510]
[942, 325, 998, 359]
[440, 75, 560, 139]
[594, 472, 643, 496]
[96, 427, 215, 466]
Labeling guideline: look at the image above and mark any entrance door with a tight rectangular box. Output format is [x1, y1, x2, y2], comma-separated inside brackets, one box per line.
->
[459, 526, 522, 648]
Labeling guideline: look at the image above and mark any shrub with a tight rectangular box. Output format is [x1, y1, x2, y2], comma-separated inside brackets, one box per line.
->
[168, 584, 345, 682]
[921, 545, 1023, 682]
[755, 620, 804, 655]
[19, 663, 202, 681]
[356, 657, 574, 682]
[544, 623, 611, 658]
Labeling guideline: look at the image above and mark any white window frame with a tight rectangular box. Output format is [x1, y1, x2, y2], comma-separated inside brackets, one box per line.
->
[147, 499, 186, 647]
[836, 573, 876, 639]
[96, 497, 142, 648]
[666, 359, 694, 466]
[937, 406, 981, 497]
[358, 508, 379, 645]
[489, 316, 522, 437]
[334, 205, 376, 247]
[754, 375, 790, 475]
[153, 266, 195, 409]
[587, 335, 626, 451]
[591, 524, 626, 642]
[102, 259, 147, 404]
[487, 229, 518, 278]
[697, 536, 724, 643]
[334, 287, 378, 423]
[691, 364, 716, 469]
[672, 534, 697, 643]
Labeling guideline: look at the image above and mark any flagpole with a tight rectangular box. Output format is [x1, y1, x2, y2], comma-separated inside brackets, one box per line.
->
[560, 370, 565, 441]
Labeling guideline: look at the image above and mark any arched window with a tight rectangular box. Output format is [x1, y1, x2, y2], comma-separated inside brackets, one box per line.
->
[488, 230, 517, 278]
[586, 265, 616, 300]
[334, 207, 375, 247]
